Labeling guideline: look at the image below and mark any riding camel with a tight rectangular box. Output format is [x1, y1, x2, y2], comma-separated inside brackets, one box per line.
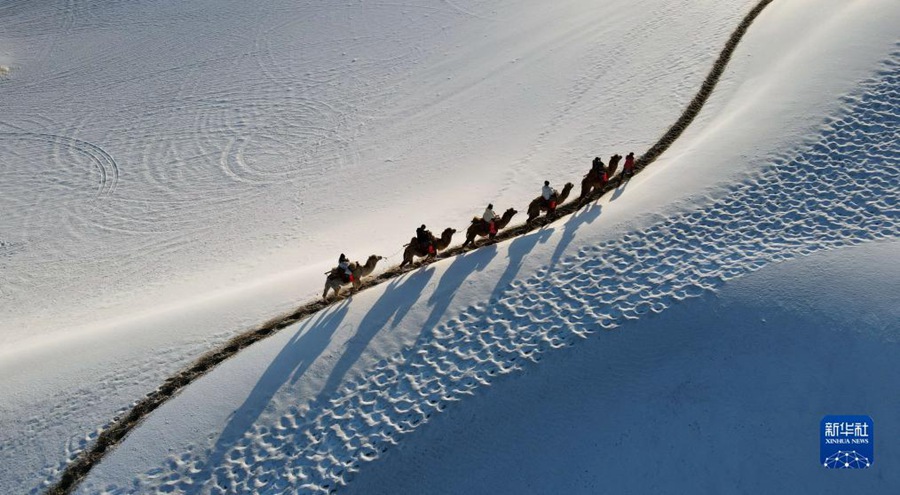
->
[578, 154, 622, 203]
[463, 208, 517, 247]
[400, 227, 457, 267]
[322, 254, 384, 300]
[527, 182, 574, 223]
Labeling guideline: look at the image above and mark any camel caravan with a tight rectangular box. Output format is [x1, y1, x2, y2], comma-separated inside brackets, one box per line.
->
[323, 153, 635, 300]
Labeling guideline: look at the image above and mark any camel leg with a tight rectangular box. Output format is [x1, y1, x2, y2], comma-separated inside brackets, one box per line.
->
[323, 279, 339, 300]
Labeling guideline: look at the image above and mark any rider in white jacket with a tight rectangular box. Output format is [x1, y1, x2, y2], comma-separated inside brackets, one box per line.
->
[542, 181, 555, 201]
[483, 203, 497, 235]
[482, 204, 496, 222]
[338, 253, 352, 278]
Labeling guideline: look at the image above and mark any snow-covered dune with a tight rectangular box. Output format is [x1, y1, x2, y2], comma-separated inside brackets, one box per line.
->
[5, 0, 761, 491]
[346, 240, 900, 494]
[76, 4, 899, 491]
[1, 0, 897, 493]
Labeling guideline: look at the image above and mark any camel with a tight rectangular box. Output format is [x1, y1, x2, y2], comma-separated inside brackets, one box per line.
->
[400, 227, 457, 267]
[527, 182, 573, 223]
[322, 254, 384, 300]
[462, 208, 517, 247]
[577, 169, 607, 203]
[579, 154, 622, 203]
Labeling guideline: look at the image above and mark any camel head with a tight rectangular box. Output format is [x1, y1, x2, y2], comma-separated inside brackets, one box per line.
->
[441, 227, 457, 238]
[558, 182, 575, 203]
[503, 207, 518, 219]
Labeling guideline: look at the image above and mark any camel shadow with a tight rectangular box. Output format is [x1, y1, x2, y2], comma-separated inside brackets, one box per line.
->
[420, 245, 498, 334]
[184, 301, 351, 492]
[385, 245, 501, 375]
[307, 247, 496, 418]
[610, 177, 630, 201]
[314, 267, 437, 402]
[490, 229, 552, 302]
[550, 202, 602, 267]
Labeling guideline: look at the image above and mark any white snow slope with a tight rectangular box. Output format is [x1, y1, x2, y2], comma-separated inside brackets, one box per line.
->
[1, 0, 898, 493]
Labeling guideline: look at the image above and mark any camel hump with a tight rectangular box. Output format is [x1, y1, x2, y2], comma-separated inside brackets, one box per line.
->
[471, 216, 481, 224]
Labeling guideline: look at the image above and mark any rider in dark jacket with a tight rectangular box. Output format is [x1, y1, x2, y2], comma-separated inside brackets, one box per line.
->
[337, 253, 352, 281]
[416, 224, 433, 252]
[591, 156, 605, 178]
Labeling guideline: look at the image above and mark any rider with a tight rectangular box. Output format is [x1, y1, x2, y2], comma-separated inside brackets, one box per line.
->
[482, 203, 497, 235]
[591, 156, 605, 179]
[623, 152, 635, 177]
[416, 224, 434, 254]
[542, 180, 558, 210]
[337, 253, 353, 282]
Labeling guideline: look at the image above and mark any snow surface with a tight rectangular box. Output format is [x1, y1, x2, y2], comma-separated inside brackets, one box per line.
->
[345, 240, 900, 494]
[1, 0, 898, 493]
[77, 3, 900, 493]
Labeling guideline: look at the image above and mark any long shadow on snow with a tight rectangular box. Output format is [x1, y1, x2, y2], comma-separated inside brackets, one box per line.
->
[610, 178, 630, 201]
[550, 202, 602, 267]
[314, 247, 500, 408]
[419, 246, 498, 334]
[490, 228, 553, 303]
[181, 302, 351, 493]
[313, 268, 437, 404]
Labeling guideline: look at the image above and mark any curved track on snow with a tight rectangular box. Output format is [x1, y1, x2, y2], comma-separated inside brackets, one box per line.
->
[47, 1, 775, 493]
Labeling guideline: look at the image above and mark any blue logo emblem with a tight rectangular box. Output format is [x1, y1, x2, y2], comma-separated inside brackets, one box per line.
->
[821, 415, 873, 469]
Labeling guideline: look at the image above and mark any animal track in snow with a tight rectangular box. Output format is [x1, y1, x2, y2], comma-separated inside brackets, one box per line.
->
[100, 50, 900, 495]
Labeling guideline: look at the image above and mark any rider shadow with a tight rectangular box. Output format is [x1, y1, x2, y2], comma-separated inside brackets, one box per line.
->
[313, 267, 437, 402]
[186, 301, 351, 492]
[490, 228, 553, 302]
[550, 202, 602, 267]
[610, 177, 630, 201]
